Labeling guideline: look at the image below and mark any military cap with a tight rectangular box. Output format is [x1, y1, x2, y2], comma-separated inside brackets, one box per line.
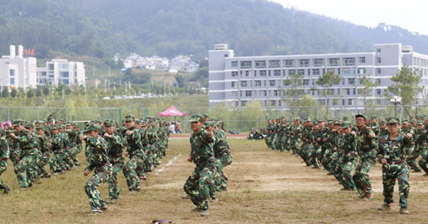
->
[204, 121, 215, 127]
[355, 113, 367, 120]
[25, 123, 34, 129]
[313, 121, 319, 125]
[51, 126, 59, 130]
[124, 114, 135, 122]
[402, 119, 409, 124]
[35, 126, 46, 132]
[58, 124, 65, 129]
[388, 117, 400, 124]
[294, 117, 300, 121]
[189, 114, 203, 122]
[202, 114, 209, 119]
[342, 121, 351, 129]
[318, 118, 325, 122]
[83, 124, 100, 133]
[141, 119, 148, 126]
[12, 119, 24, 126]
[342, 117, 349, 121]
[380, 120, 386, 125]
[327, 119, 334, 125]
[370, 116, 377, 120]
[417, 121, 424, 125]
[104, 120, 115, 126]
[34, 120, 41, 124]
[411, 119, 417, 123]
[333, 120, 343, 125]
[135, 119, 141, 124]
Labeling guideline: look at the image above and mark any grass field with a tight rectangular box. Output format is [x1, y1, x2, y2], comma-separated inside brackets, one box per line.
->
[1, 139, 428, 224]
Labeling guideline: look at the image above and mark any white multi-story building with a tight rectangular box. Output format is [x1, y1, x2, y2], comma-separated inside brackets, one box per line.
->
[37, 59, 85, 86]
[209, 43, 428, 108]
[0, 45, 38, 90]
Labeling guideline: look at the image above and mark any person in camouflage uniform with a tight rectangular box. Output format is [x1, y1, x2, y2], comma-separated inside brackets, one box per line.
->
[0, 129, 11, 194]
[335, 121, 357, 191]
[122, 115, 147, 192]
[103, 120, 125, 203]
[81, 123, 112, 214]
[377, 117, 411, 215]
[66, 123, 81, 167]
[290, 117, 302, 155]
[321, 120, 337, 173]
[36, 126, 51, 178]
[407, 121, 427, 172]
[10, 119, 39, 189]
[183, 114, 215, 217]
[327, 121, 343, 174]
[49, 126, 67, 175]
[309, 121, 320, 168]
[58, 125, 76, 170]
[353, 114, 377, 200]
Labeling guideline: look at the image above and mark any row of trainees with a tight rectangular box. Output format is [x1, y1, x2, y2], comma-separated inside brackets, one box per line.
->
[0, 116, 171, 215]
[183, 114, 233, 217]
[265, 114, 428, 215]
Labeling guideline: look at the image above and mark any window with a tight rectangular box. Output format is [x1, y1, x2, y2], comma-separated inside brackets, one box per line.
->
[358, 57, 366, 64]
[224, 54, 228, 57]
[348, 99, 353, 105]
[298, 59, 309, 67]
[358, 89, 363, 95]
[245, 71, 250, 77]
[328, 68, 334, 73]
[313, 59, 324, 67]
[343, 68, 351, 75]
[241, 101, 247, 107]
[60, 72, 69, 78]
[10, 78, 15, 85]
[270, 100, 276, 106]
[41, 72, 47, 77]
[274, 70, 281, 76]
[289, 70, 296, 75]
[255, 60, 266, 68]
[241, 81, 247, 87]
[232, 71, 238, 77]
[260, 90, 267, 96]
[245, 91, 252, 97]
[241, 61, 252, 69]
[59, 64, 69, 69]
[327, 89, 334, 95]
[346, 89, 350, 95]
[62, 79, 70, 85]
[377, 48, 381, 53]
[48, 64, 54, 70]
[344, 58, 356, 66]
[279, 100, 282, 107]
[353, 88, 356, 95]
[231, 81, 236, 88]
[376, 57, 381, 63]
[333, 99, 339, 106]
[337, 89, 341, 95]
[284, 59, 294, 68]
[358, 68, 366, 74]
[376, 89, 381, 95]
[232, 91, 238, 97]
[231, 61, 238, 67]
[273, 90, 278, 96]
[376, 79, 381, 84]
[376, 68, 381, 74]
[9, 69, 15, 77]
[260, 70, 267, 76]
[297, 69, 305, 75]
[269, 60, 280, 68]
[303, 79, 309, 86]
[376, 99, 381, 104]
[328, 58, 339, 66]
[255, 80, 261, 87]
[318, 99, 326, 105]
[269, 80, 275, 86]
[312, 69, 320, 75]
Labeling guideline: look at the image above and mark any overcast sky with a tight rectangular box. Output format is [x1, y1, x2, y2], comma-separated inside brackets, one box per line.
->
[270, 0, 428, 36]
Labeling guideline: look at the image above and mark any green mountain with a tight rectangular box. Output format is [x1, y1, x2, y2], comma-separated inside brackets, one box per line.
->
[1, 0, 427, 61]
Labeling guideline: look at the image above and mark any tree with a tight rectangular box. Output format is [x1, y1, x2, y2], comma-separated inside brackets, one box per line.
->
[43, 87, 49, 96]
[1, 88, 9, 98]
[356, 74, 378, 114]
[27, 89, 35, 98]
[386, 66, 423, 106]
[36, 89, 42, 97]
[175, 75, 185, 88]
[281, 72, 304, 115]
[315, 70, 341, 115]
[11, 89, 17, 98]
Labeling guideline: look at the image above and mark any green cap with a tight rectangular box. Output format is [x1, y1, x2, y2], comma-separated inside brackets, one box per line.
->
[333, 120, 343, 125]
[189, 114, 203, 122]
[12, 119, 23, 127]
[104, 120, 115, 126]
[342, 121, 351, 129]
[202, 114, 209, 119]
[294, 117, 300, 121]
[36, 126, 46, 132]
[370, 116, 377, 120]
[318, 118, 325, 122]
[402, 119, 409, 124]
[327, 119, 334, 125]
[388, 117, 400, 124]
[83, 124, 100, 133]
[313, 121, 318, 125]
[124, 114, 135, 122]
[417, 121, 424, 125]
[135, 119, 141, 124]
[25, 123, 34, 129]
[51, 126, 59, 130]
[204, 121, 215, 127]
[355, 113, 367, 120]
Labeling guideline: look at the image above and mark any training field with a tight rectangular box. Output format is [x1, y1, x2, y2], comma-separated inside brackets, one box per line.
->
[1, 139, 428, 224]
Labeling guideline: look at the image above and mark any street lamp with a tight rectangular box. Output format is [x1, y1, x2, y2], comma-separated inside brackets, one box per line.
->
[390, 96, 401, 117]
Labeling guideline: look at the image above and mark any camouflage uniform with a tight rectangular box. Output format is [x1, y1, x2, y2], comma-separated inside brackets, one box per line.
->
[184, 115, 215, 213]
[377, 128, 412, 209]
[84, 129, 112, 212]
[408, 123, 427, 172]
[335, 122, 357, 190]
[36, 127, 51, 178]
[0, 133, 10, 193]
[49, 128, 67, 174]
[353, 121, 377, 198]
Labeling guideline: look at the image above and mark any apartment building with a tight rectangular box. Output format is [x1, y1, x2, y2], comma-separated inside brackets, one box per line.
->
[37, 59, 85, 86]
[209, 43, 428, 108]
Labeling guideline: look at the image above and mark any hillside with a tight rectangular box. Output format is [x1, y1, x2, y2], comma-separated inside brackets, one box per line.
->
[0, 0, 427, 62]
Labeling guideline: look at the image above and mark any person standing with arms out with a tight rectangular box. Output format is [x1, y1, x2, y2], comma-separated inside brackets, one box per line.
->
[81, 124, 112, 215]
[353, 114, 377, 200]
[377, 117, 412, 214]
[10, 119, 39, 189]
[103, 120, 125, 204]
[0, 129, 10, 194]
[184, 114, 215, 217]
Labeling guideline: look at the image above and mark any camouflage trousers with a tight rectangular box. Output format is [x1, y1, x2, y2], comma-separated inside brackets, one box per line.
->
[37, 152, 50, 177]
[418, 151, 428, 174]
[407, 146, 426, 171]
[382, 164, 409, 208]
[9, 147, 21, 166]
[85, 164, 112, 211]
[123, 155, 145, 191]
[108, 157, 124, 200]
[62, 149, 76, 169]
[309, 145, 320, 167]
[328, 151, 339, 173]
[218, 150, 233, 169]
[321, 149, 333, 172]
[184, 161, 215, 211]
[353, 151, 376, 196]
[0, 159, 9, 190]
[14, 155, 36, 188]
[335, 153, 357, 189]
[69, 145, 81, 166]
[50, 151, 67, 173]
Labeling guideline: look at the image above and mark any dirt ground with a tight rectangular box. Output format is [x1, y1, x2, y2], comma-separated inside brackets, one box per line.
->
[0, 139, 428, 224]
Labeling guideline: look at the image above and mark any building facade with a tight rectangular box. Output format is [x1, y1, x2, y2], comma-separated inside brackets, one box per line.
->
[209, 43, 428, 108]
[37, 59, 85, 86]
[0, 45, 38, 90]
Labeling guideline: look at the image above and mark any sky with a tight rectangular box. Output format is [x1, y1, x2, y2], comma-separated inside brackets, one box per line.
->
[270, 0, 428, 36]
